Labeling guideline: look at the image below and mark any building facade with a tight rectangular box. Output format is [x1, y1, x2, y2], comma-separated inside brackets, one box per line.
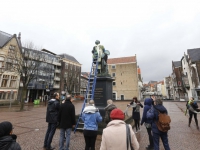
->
[0, 31, 22, 104]
[107, 56, 139, 100]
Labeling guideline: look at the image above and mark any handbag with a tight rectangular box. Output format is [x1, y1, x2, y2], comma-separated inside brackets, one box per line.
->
[126, 124, 134, 150]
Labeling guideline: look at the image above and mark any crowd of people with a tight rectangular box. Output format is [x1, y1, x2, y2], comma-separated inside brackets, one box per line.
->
[1, 94, 199, 150]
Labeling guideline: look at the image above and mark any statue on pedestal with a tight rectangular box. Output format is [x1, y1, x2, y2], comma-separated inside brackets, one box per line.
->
[92, 40, 110, 76]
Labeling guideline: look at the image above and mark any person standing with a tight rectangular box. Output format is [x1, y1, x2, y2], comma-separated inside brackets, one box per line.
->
[58, 95, 76, 150]
[141, 98, 154, 150]
[187, 97, 199, 129]
[104, 99, 117, 124]
[147, 99, 170, 150]
[100, 108, 139, 150]
[44, 92, 60, 150]
[0, 121, 21, 150]
[81, 100, 102, 150]
[128, 97, 143, 133]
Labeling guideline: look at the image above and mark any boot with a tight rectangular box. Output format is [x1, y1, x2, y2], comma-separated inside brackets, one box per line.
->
[188, 118, 192, 127]
[195, 119, 199, 129]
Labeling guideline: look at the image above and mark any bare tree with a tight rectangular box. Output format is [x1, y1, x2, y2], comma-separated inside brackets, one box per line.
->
[12, 41, 43, 110]
[64, 65, 79, 95]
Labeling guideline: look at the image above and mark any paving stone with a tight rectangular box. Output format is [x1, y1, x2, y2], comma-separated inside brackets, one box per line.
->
[1, 101, 200, 150]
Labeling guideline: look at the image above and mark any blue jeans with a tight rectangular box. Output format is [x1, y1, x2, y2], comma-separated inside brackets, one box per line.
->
[59, 128, 72, 150]
[153, 132, 170, 150]
[44, 123, 57, 148]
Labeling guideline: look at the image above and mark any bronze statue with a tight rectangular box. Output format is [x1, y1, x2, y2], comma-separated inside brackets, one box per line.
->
[92, 40, 110, 76]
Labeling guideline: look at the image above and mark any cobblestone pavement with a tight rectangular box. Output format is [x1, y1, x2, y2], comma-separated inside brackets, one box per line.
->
[1, 101, 200, 150]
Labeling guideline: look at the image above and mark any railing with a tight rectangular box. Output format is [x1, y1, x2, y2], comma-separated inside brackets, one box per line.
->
[55, 69, 61, 73]
[54, 77, 60, 81]
[53, 84, 60, 88]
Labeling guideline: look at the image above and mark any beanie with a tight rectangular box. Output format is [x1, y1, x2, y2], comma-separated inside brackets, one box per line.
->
[0, 121, 13, 137]
[110, 108, 124, 120]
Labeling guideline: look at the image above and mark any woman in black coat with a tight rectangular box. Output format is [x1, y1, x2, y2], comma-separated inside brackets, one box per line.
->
[0, 121, 21, 150]
[128, 97, 143, 133]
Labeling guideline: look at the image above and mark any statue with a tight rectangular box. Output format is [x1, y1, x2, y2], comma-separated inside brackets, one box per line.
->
[92, 40, 110, 76]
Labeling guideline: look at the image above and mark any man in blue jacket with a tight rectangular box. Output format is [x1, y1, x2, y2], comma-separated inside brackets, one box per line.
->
[147, 99, 170, 150]
[141, 98, 154, 150]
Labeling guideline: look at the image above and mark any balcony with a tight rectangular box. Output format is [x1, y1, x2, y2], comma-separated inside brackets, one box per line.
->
[53, 84, 60, 89]
[54, 76, 60, 81]
[55, 69, 61, 73]
[53, 61, 61, 66]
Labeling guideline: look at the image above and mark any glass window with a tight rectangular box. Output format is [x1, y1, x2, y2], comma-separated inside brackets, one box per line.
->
[65, 63, 68, 69]
[112, 93, 116, 100]
[112, 73, 115, 77]
[111, 65, 116, 69]
[113, 82, 116, 86]
[2, 92, 6, 99]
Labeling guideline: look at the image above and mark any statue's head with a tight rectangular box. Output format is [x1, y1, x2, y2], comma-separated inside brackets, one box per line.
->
[95, 40, 100, 45]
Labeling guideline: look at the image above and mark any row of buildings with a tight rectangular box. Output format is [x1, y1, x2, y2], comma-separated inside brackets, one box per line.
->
[0, 30, 143, 104]
[0, 30, 82, 104]
[143, 48, 200, 101]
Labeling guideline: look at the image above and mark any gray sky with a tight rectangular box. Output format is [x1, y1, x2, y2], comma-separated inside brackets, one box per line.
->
[1, 0, 200, 83]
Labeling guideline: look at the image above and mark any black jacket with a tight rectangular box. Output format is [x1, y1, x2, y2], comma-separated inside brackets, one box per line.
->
[46, 99, 60, 123]
[58, 100, 76, 129]
[0, 135, 21, 150]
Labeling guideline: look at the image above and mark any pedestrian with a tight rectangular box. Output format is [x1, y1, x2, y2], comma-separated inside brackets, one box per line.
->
[58, 95, 76, 150]
[104, 99, 117, 124]
[128, 97, 143, 133]
[44, 92, 60, 150]
[147, 98, 170, 150]
[81, 100, 102, 150]
[100, 108, 139, 150]
[186, 97, 199, 129]
[0, 121, 21, 150]
[141, 97, 154, 150]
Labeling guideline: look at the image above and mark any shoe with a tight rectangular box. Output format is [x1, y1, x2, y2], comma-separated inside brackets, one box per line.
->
[146, 145, 154, 150]
[46, 147, 55, 150]
[138, 128, 141, 131]
[135, 130, 138, 134]
[197, 126, 199, 130]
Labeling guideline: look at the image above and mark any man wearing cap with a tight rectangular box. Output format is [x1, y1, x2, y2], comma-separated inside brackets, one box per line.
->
[100, 108, 139, 150]
[58, 95, 76, 150]
[0, 121, 21, 150]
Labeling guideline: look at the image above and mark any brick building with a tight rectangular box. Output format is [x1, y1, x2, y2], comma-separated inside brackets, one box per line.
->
[107, 55, 139, 100]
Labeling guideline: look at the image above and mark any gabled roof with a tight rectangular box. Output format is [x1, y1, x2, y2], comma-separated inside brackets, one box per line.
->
[0, 31, 12, 48]
[173, 61, 182, 67]
[59, 53, 80, 64]
[0, 31, 22, 49]
[187, 48, 200, 63]
[107, 56, 136, 64]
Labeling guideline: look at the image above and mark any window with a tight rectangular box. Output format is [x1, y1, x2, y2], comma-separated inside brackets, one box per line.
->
[65, 63, 68, 69]
[10, 80, 16, 88]
[112, 73, 115, 77]
[6, 63, 12, 70]
[111, 65, 116, 69]
[2, 92, 6, 99]
[113, 81, 116, 86]
[112, 93, 116, 100]
[1, 75, 9, 87]
[121, 95, 124, 100]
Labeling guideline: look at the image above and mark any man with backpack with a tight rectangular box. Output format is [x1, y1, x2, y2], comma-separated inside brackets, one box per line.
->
[147, 98, 170, 150]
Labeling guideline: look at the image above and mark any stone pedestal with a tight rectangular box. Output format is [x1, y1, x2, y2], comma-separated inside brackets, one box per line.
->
[94, 76, 114, 117]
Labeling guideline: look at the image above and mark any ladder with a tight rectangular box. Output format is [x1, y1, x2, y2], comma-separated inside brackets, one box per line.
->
[74, 57, 99, 133]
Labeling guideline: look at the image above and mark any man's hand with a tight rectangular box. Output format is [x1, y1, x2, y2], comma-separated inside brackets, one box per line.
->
[151, 96, 156, 101]
[72, 125, 75, 128]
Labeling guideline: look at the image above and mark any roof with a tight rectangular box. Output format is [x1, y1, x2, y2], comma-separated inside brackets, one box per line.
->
[0, 31, 12, 47]
[187, 48, 200, 63]
[173, 61, 182, 67]
[107, 56, 136, 64]
[59, 53, 80, 64]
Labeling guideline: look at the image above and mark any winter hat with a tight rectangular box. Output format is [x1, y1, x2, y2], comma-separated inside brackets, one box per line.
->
[0, 121, 13, 137]
[110, 108, 124, 120]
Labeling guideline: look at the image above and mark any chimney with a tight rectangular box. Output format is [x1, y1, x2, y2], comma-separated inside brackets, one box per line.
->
[18, 32, 21, 40]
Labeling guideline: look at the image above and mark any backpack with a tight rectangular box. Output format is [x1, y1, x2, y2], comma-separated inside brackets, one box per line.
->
[155, 107, 171, 132]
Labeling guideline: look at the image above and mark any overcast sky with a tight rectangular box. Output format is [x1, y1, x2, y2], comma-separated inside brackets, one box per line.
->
[1, 0, 200, 83]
